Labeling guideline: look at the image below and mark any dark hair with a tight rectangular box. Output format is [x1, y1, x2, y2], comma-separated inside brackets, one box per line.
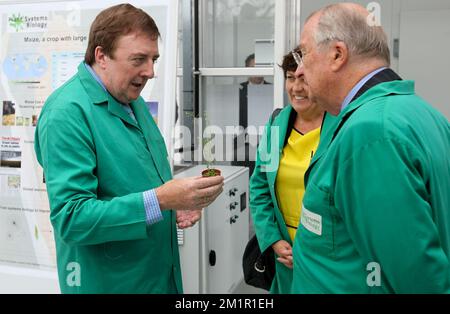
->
[279, 51, 297, 78]
[245, 53, 255, 67]
[85, 3, 160, 65]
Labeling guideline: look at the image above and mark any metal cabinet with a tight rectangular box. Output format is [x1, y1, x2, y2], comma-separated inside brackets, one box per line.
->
[176, 165, 249, 293]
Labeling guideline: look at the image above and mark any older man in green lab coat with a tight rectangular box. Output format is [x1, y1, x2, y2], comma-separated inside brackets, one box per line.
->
[291, 3, 450, 293]
[34, 4, 223, 293]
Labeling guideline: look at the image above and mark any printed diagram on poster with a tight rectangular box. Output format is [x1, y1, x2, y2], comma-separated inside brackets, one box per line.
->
[0, 0, 177, 273]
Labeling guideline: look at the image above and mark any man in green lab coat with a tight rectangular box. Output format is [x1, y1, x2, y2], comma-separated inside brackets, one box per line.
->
[35, 4, 224, 293]
[291, 3, 450, 293]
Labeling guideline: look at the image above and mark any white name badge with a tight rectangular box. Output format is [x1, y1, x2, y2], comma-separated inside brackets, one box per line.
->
[301, 204, 322, 236]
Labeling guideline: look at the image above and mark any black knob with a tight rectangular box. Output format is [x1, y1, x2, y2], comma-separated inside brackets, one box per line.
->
[209, 250, 216, 266]
[229, 188, 238, 197]
[229, 202, 238, 210]
[229, 215, 239, 224]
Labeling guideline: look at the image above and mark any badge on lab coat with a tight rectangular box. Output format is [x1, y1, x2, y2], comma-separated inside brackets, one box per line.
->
[301, 204, 322, 236]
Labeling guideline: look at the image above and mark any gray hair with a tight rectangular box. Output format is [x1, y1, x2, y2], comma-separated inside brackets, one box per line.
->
[309, 4, 390, 65]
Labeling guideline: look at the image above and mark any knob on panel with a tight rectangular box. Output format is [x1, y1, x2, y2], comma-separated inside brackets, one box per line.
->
[209, 250, 216, 266]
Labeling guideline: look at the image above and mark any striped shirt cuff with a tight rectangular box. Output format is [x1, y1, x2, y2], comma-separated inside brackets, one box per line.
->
[143, 189, 163, 225]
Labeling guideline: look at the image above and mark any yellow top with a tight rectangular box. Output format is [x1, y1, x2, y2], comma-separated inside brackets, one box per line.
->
[275, 127, 321, 241]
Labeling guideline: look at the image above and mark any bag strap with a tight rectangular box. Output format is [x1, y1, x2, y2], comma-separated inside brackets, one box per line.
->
[256, 108, 282, 150]
[269, 108, 282, 126]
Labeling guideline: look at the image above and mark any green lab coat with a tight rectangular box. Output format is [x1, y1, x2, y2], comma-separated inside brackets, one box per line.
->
[35, 63, 182, 293]
[250, 106, 337, 293]
[292, 80, 450, 293]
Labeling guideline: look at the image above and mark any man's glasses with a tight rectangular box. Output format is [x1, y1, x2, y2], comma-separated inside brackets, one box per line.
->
[292, 50, 303, 67]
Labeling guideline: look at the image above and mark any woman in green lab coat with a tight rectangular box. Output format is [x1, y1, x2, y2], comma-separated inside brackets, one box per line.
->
[249, 51, 336, 293]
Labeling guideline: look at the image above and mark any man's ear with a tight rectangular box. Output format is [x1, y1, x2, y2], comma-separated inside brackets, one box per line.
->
[330, 41, 348, 72]
[94, 46, 108, 69]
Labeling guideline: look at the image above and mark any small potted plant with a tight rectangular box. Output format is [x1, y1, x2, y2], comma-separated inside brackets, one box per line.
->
[201, 167, 221, 177]
[201, 114, 221, 177]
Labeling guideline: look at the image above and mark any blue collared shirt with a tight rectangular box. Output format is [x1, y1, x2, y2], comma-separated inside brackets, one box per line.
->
[341, 67, 387, 111]
[84, 63, 163, 226]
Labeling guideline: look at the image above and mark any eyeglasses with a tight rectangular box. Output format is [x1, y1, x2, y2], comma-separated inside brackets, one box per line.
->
[292, 50, 303, 67]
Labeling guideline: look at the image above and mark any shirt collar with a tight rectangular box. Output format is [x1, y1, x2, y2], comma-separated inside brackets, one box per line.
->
[341, 67, 387, 111]
[84, 62, 107, 92]
[84, 62, 131, 108]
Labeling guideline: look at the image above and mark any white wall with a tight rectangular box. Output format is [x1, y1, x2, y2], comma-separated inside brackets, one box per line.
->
[298, 0, 396, 68]
[298, 0, 450, 119]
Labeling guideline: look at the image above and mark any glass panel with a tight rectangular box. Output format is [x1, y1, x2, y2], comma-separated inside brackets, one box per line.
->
[201, 76, 274, 172]
[202, 0, 275, 68]
[174, 0, 187, 170]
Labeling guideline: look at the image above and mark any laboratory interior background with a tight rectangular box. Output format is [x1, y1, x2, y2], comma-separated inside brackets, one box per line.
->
[0, 0, 449, 294]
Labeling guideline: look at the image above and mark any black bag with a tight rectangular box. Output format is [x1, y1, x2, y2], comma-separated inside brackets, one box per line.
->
[242, 234, 275, 291]
[242, 108, 281, 291]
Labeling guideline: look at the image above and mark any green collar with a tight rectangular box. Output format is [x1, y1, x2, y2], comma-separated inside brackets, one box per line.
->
[305, 80, 415, 184]
[77, 62, 108, 104]
[77, 62, 139, 128]
[339, 80, 415, 120]
[330, 80, 415, 142]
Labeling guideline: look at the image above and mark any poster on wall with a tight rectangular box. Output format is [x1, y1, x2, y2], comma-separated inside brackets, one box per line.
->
[0, 0, 178, 272]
